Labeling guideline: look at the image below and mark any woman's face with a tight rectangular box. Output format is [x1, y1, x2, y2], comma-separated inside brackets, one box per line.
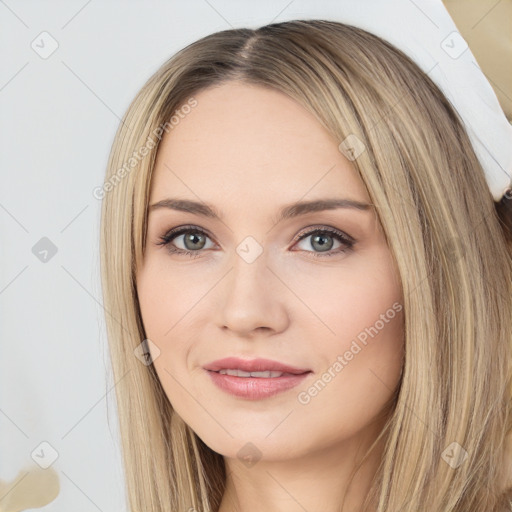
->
[136, 81, 404, 463]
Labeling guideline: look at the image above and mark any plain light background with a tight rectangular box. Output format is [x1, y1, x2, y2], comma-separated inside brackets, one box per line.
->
[1, 1, 509, 510]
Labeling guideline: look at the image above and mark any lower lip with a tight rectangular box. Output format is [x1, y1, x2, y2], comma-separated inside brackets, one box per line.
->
[205, 370, 311, 399]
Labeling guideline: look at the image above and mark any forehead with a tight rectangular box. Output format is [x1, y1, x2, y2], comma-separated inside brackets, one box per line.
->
[149, 81, 370, 209]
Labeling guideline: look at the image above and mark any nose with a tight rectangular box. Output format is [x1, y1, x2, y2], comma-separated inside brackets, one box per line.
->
[214, 250, 290, 337]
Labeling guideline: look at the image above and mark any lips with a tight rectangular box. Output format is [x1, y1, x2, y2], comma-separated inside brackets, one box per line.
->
[203, 357, 313, 400]
[203, 357, 311, 375]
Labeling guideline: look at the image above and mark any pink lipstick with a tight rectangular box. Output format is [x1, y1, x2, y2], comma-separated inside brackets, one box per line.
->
[203, 357, 312, 400]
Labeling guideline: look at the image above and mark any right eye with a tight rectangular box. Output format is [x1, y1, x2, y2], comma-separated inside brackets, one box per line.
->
[156, 225, 216, 258]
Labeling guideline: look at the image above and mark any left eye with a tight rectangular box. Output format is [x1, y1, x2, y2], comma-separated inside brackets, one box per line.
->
[156, 225, 355, 259]
[293, 227, 354, 257]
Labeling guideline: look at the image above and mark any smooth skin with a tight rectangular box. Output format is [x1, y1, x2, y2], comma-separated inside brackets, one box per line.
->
[136, 81, 405, 512]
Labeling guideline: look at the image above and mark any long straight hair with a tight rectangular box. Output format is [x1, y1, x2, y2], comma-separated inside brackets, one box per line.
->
[99, 20, 512, 511]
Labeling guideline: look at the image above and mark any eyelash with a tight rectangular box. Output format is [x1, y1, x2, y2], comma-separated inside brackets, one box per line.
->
[156, 224, 355, 259]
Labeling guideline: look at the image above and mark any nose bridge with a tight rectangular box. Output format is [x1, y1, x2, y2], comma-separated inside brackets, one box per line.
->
[229, 244, 268, 295]
[216, 241, 289, 335]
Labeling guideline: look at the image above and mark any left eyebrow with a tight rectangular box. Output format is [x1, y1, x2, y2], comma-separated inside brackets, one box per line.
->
[148, 197, 373, 223]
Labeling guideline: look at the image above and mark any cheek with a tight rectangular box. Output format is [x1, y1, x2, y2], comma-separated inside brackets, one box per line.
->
[287, 255, 404, 430]
[136, 262, 208, 389]
[291, 306, 404, 451]
[136, 260, 205, 341]
[280, 252, 403, 344]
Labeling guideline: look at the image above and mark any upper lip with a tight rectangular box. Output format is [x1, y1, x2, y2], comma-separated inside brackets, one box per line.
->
[203, 357, 312, 375]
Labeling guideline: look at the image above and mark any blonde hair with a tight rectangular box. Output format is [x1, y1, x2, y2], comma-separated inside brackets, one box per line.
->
[99, 20, 512, 511]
